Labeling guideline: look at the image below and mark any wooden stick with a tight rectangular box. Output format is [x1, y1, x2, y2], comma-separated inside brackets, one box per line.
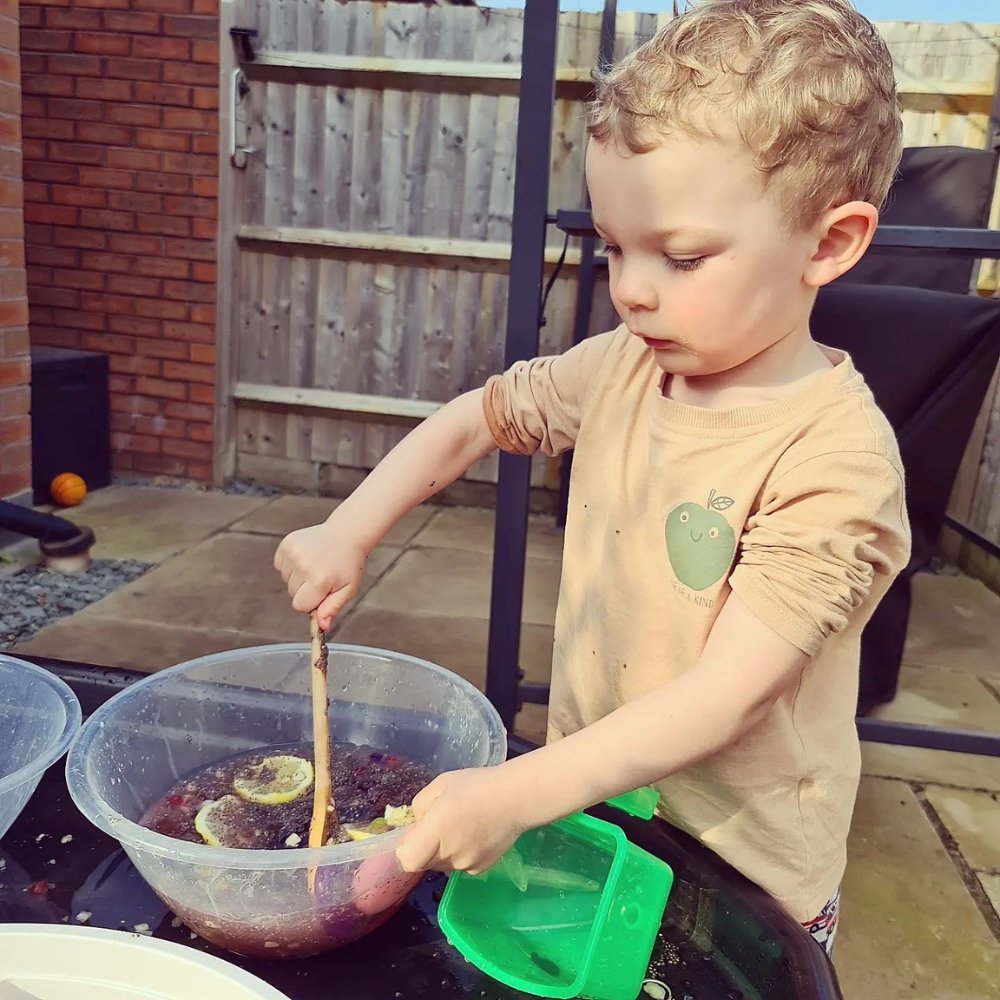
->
[307, 612, 336, 892]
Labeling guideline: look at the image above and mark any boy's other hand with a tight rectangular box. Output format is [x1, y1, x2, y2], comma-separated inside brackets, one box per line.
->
[273, 518, 368, 631]
[396, 765, 525, 876]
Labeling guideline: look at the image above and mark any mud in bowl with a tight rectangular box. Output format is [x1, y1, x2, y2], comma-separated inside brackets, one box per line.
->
[64, 644, 507, 959]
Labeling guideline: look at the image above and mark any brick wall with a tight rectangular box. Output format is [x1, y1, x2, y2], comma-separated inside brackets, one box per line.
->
[0, 0, 30, 500]
[19, 0, 219, 481]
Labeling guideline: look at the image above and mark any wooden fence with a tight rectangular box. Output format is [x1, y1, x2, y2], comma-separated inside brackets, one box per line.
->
[216, 3, 1000, 553]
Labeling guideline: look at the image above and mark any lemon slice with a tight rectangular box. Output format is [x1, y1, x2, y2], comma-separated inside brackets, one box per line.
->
[232, 755, 314, 805]
[194, 795, 243, 848]
[343, 818, 389, 842]
[384, 804, 416, 828]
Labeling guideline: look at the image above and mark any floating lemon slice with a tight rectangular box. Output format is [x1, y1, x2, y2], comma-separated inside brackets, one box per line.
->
[232, 755, 314, 805]
[343, 818, 389, 842]
[384, 804, 416, 828]
[194, 795, 244, 848]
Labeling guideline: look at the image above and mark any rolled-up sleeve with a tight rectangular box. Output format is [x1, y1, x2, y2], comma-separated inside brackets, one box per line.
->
[729, 451, 911, 656]
[483, 331, 616, 457]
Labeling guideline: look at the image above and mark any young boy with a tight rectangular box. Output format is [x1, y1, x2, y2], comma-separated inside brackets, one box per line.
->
[275, 0, 910, 954]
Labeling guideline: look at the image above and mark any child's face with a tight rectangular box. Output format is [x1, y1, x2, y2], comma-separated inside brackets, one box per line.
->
[585, 135, 821, 380]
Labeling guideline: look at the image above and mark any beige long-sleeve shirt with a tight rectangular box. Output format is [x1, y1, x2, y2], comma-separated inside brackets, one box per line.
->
[483, 326, 910, 921]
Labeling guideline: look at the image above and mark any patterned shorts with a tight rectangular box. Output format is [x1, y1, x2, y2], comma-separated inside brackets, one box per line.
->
[801, 885, 841, 956]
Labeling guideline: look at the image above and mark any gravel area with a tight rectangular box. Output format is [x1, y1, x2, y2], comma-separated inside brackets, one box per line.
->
[0, 559, 152, 651]
[111, 475, 295, 498]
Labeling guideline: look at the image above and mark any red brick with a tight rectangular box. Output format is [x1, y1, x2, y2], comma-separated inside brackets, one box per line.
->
[108, 314, 160, 338]
[44, 8, 102, 29]
[78, 166, 133, 189]
[162, 14, 216, 39]
[188, 383, 214, 405]
[110, 354, 160, 376]
[31, 324, 82, 347]
[27, 269, 53, 292]
[131, 453, 186, 476]
[0, 359, 29, 386]
[48, 141, 104, 166]
[114, 411, 187, 438]
[74, 30, 131, 56]
[135, 0, 192, 13]
[164, 400, 211, 422]
[82, 332, 135, 355]
[135, 256, 188, 279]
[51, 266, 105, 290]
[107, 273, 160, 297]
[51, 184, 106, 208]
[24, 202, 78, 226]
[75, 122, 133, 145]
[80, 291, 135, 315]
[135, 171, 190, 195]
[162, 151, 214, 176]
[163, 278, 214, 303]
[31, 285, 79, 308]
[136, 213, 189, 237]
[80, 250, 131, 272]
[20, 28, 72, 52]
[191, 86, 218, 111]
[18, 53, 47, 76]
[52, 307, 105, 330]
[0, 212, 26, 242]
[191, 0, 218, 13]
[136, 375, 186, 400]
[0, 272, 27, 298]
[135, 297, 187, 320]
[21, 116, 72, 141]
[132, 36, 189, 60]
[21, 182, 46, 204]
[188, 343, 215, 364]
[109, 374, 136, 393]
[163, 61, 216, 87]
[16, 7, 43, 29]
[48, 52, 103, 76]
[162, 359, 212, 384]
[135, 129, 189, 153]
[133, 81, 191, 107]
[47, 98, 103, 122]
[75, 0, 129, 10]
[160, 107, 214, 131]
[22, 74, 73, 97]
[106, 104, 161, 127]
[0, 239, 25, 269]
[25, 245, 78, 268]
[163, 319, 212, 342]
[137, 338, 188, 360]
[108, 233, 161, 255]
[162, 194, 215, 219]
[22, 138, 48, 160]
[19, 95, 46, 118]
[162, 437, 212, 461]
[76, 78, 134, 102]
[110, 393, 161, 416]
[191, 219, 215, 240]
[190, 304, 215, 324]
[78, 207, 134, 232]
[106, 150, 160, 173]
[0, 470, 32, 497]
[0, 327, 30, 357]
[106, 58, 162, 82]
[0, 416, 32, 447]
[108, 190, 163, 214]
[191, 135, 218, 156]
[0, 386, 30, 417]
[103, 11, 160, 33]
[111, 431, 161, 454]
[190, 177, 217, 201]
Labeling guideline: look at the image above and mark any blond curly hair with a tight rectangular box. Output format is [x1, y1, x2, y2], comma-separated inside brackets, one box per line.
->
[588, 0, 903, 229]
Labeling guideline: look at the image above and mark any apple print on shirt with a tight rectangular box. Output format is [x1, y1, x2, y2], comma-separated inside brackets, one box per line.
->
[665, 489, 737, 592]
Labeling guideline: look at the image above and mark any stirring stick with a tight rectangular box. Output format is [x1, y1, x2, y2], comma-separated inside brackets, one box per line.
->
[307, 611, 337, 892]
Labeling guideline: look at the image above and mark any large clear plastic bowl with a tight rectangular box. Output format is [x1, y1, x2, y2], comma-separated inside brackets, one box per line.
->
[0, 655, 82, 841]
[65, 643, 507, 959]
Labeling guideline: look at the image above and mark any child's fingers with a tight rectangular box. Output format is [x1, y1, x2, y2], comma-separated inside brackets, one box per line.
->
[316, 588, 354, 630]
[396, 820, 441, 874]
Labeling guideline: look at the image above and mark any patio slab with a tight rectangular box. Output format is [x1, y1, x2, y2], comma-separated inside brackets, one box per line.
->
[13, 616, 284, 672]
[837, 777, 1000, 1000]
[902, 572, 1000, 678]
[227, 495, 434, 548]
[924, 786, 1000, 873]
[870, 664, 1000, 732]
[980, 875, 1000, 921]
[861, 741, 1000, 793]
[51, 486, 268, 563]
[61, 532, 402, 637]
[335, 608, 554, 688]
[410, 506, 564, 562]
[360, 546, 561, 626]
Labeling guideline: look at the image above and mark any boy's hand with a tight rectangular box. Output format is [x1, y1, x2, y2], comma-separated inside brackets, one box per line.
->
[396, 765, 526, 876]
[273, 517, 369, 631]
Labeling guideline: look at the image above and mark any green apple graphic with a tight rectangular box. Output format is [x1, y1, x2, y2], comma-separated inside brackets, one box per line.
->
[665, 489, 737, 591]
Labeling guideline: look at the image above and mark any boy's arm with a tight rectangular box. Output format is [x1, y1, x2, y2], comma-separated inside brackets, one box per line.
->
[397, 593, 807, 874]
[275, 389, 496, 628]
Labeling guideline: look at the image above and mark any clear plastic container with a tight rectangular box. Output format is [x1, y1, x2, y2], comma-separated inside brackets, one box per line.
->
[65, 643, 507, 959]
[0, 923, 293, 999]
[0, 655, 82, 840]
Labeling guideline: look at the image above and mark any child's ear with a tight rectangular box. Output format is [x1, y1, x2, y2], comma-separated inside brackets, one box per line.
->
[803, 201, 879, 288]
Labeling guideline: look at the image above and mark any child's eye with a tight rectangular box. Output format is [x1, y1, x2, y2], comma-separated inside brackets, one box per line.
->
[599, 241, 621, 257]
[664, 255, 706, 273]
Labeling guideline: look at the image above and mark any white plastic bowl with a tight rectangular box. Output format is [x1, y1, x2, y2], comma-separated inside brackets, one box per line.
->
[66, 643, 507, 958]
[0, 656, 82, 840]
[0, 924, 291, 999]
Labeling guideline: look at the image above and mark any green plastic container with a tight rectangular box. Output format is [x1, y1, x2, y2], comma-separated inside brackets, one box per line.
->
[438, 807, 673, 1000]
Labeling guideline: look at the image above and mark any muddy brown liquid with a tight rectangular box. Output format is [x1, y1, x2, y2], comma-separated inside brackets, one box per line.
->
[139, 741, 431, 848]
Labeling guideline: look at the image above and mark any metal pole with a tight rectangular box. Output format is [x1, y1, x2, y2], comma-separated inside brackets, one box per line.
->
[485, 0, 561, 728]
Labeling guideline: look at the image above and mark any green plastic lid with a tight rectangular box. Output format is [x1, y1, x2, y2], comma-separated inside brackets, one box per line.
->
[605, 786, 659, 820]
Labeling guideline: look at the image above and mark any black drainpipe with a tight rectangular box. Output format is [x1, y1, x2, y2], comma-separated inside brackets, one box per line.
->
[0, 500, 95, 560]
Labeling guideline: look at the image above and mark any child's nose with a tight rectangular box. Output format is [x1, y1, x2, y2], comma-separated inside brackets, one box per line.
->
[613, 259, 658, 312]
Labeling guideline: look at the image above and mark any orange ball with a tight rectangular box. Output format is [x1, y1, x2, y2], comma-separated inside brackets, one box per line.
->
[50, 472, 87, 507]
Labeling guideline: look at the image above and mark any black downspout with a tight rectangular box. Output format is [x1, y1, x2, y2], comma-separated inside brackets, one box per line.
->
[0, 501, 95, 559]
